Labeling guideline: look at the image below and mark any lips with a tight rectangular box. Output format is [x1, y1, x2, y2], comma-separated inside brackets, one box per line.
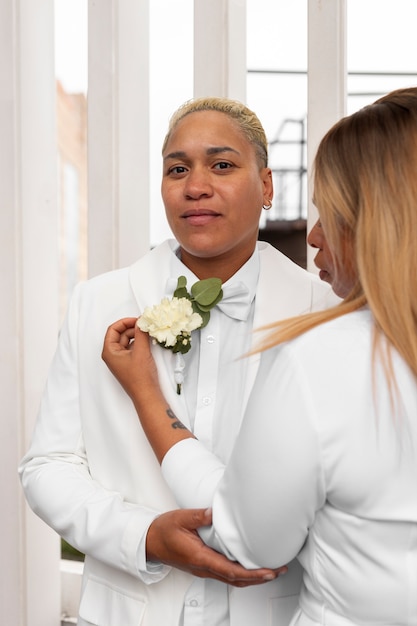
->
[314, 257, 331, 284]
[181, 209, 220, 226]
[318, 269, 332, 283]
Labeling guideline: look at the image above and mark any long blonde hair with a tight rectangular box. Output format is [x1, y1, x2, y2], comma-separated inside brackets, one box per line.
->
[259, 87, 417, 381]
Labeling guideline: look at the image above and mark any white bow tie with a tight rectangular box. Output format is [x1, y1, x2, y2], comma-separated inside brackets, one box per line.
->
[216, 281, 252, 321]
[165, 278, 252, 322]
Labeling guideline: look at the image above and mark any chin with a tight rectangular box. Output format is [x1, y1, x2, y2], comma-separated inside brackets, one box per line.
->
[332, 283, 352, 299]
[177, 234, 227, 257]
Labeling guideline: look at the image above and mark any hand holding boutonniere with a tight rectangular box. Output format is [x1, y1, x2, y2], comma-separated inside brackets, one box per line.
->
[137, 276, 223, 393]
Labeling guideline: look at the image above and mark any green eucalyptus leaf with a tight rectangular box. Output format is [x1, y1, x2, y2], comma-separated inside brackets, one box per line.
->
[191, 277, 223, 307]
[174, 286, 191, 300]
[177, 276, 187, 289]
[173, 276, 190, 300]
[194, 291, 223, 311]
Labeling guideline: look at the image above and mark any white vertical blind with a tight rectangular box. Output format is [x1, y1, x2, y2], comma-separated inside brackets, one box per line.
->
[307, 0, 347, 270]
[0, 0, 61, 624]
[88, 0, 150, 277]
[194, 0, 247, 101]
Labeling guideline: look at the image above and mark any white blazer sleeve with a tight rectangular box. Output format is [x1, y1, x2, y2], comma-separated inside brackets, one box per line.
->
[19, 282, 168, 583]
[162, 343, 326, 566]
[210, 343, 326, 568]
[162, 439, 225, 508]
[161, 439, 228, 550]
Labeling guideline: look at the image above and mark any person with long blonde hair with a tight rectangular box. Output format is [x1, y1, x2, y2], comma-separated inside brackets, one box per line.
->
[102, 87, 417, 625]
[261, 87, 417, 379]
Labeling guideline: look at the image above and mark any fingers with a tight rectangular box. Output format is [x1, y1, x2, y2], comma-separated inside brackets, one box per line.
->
[120, 326, 135, 348]
[103, 317, 152, 357]
[186, 545, 284, 586]
[103, 317, 137, 342]
[193, 542, 283, 586]
[133, 321, 154, 346]
[180, 507, 212, 530]
[181, 508, 285, 585]
[147, 509, 285, 587]
[106, 317, 138, 335]
[102, 317, 138, 355]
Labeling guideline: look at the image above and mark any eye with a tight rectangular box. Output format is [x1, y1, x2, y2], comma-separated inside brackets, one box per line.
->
[213, 161, 233, 170]
[167, 165, 188, 176]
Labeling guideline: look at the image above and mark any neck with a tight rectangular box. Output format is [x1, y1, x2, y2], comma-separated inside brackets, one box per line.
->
[179, 246, 256, 283]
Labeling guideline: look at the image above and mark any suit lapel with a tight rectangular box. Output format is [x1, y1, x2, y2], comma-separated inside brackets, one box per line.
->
[242, 242, 315, 411]
[128, 239, 174, 309]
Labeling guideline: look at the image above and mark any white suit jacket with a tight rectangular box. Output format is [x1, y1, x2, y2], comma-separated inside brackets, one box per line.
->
[19, 240, 335, 626]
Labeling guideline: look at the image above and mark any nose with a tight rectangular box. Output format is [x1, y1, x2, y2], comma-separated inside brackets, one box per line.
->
[184, 166, 213, 200]
[307, 220, 322, 249]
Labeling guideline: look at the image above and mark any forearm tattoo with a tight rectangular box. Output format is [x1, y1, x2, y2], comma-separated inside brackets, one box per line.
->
[166, 407, 186, 430]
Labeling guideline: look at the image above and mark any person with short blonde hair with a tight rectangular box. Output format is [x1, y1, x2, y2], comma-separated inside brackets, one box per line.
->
[20, 96, 334, 626]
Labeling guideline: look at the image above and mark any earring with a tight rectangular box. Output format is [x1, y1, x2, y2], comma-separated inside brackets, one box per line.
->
[262, 201, 272, 210]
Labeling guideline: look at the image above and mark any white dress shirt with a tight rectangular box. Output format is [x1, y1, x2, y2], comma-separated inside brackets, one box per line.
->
[167, 246, 259, 626]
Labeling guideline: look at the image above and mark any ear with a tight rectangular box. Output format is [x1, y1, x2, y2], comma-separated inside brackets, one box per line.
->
[261, 168, 273, 203]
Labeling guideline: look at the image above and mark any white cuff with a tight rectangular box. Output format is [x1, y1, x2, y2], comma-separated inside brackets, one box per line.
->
[135, 515, 172, 584]
[161, 438, 225, 508]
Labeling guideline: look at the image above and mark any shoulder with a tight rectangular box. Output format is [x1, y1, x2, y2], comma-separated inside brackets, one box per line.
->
[75, 240, 175, 303]
[257, 241, 327, 287]
[74, 266, 131, 303]
[254, 310, 373, 426]
[256, 241, 339, 316]
[267, 309, 373, 369]
[129, 239, 176, 274]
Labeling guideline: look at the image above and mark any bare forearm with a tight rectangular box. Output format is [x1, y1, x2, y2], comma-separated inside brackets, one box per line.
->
[102, 318, 195, 464]
[130, 381, 195, 464]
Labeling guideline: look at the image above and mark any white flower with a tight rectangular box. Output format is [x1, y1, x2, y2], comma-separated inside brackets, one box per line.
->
[137, 297, 202, 350]
[137, 276, 222, 394]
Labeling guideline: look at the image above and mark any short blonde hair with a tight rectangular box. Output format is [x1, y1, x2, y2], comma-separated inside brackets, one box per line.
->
[162, 97, 269, 168]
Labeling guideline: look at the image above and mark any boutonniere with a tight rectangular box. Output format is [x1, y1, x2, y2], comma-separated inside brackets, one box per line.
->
[137, 276, 223, 393]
